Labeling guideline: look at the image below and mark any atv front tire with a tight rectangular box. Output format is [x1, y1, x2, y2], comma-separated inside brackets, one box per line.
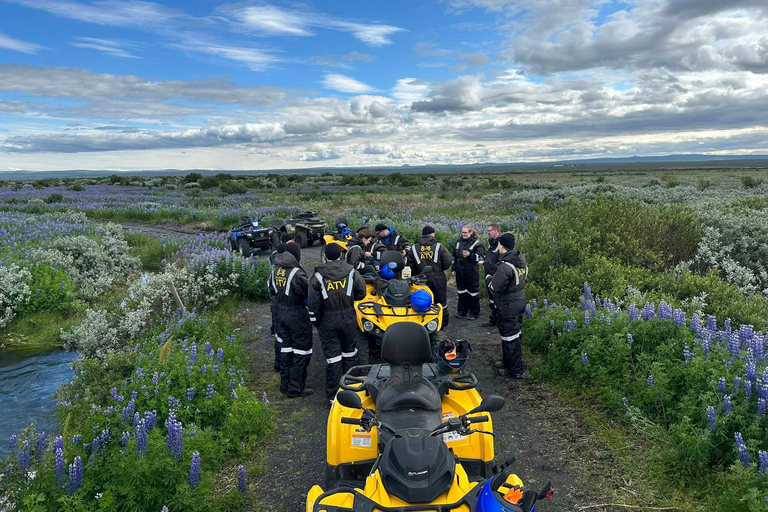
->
[270, 231, 280, 248]
[237, 238, 252, 258]
[294, 231, 308, 248]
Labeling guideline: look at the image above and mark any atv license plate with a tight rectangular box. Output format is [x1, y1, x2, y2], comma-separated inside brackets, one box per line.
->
[441, 412, 467, 443]
[351, 433, 372, 447]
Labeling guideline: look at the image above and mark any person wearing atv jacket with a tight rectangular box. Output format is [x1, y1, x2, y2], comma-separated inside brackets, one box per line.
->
[489, 233, 528, 379]
[346, 228, 385, 271]
[269, 233, 298, 372]
[482, 223, 501, 327]
[452, 225, 486, 320]
[407, 226, 453, 327]
[309, 243, 367, 403]
[375, 224, 410, 254]
[268, 244, 313, 397]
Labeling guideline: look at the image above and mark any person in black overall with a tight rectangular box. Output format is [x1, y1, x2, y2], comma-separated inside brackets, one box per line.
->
[489, 233, 528, 379]
[269, 232, 297, 372]
[268, 243, 313, 397]
[407, 226, 453, 328]
[308, 243, 367, 404]
[482, 223, 501, 327]
[345, 228, 386, 271]
[452, 225, 485, 320]
[375, 224, 410, 255]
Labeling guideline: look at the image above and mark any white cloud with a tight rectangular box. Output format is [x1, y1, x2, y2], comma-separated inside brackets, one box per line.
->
[72, 37, 140, 59]
[4, 0, 183, 29]
[323, 74, 375, 94]
[0, 31, 45, 54]
[188, 43, 278, 72]
[235, 5, 312, 36]
[330, 21, 403, 46]
[392, 78, 430, 104]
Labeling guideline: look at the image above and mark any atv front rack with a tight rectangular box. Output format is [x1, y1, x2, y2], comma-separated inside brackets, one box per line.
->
[357, 302, 441, 318]
[312, 483, 483, 512]
[338, 364, 478, 394]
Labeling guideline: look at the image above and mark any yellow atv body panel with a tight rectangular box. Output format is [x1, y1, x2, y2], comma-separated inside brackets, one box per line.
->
[323, 234, 350, 252]
[326, 386, 494, 469]
[355, 282, 442, 337]
[307, 466, 479, 512]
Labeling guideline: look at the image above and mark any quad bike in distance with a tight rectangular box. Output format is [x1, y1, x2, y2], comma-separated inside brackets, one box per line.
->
[227, 215, 276, 257]
[270, 210, 326, 248]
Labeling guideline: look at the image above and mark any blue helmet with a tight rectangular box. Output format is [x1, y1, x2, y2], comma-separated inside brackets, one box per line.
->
[411, 289, 432, 312]
[380, 261, 397, 279]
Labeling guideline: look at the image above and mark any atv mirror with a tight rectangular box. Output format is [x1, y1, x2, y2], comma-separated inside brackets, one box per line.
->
[469, 394, 505, 414]
[337, 390, 363, 410]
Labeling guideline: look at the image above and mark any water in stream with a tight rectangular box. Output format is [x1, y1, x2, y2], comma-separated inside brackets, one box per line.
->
[0, 349, 77, 459]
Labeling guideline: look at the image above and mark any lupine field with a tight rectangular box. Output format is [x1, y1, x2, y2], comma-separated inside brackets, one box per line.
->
[1, 168, 768, 511]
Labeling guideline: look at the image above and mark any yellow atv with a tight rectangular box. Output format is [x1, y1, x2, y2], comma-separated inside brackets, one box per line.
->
[325, 323, 494, 490]
[309, 386, 555, 511]
[356, 252, 443, 362]
[322, 219, 352, 262]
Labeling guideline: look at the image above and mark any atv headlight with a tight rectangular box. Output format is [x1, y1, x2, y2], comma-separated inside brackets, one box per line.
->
[427, 320, 438, 332]
[363, 320, 374, 332]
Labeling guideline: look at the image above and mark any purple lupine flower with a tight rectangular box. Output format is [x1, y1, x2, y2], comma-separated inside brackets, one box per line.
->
[543, 299, 549, 307]
[144, 410, 157, 431]
[723, 395, 732, 415]
[161, 508, 169, 512]
[718, 377, 727, 395]
[229, 379, 236, 389]
[216, 348, 224, 363]
[622, 397, 628, 406]
[91, 436, 100, 456]
[647, 375, 654, 387]
[627, 333, 634, 345]
[187, 387, 195, 401]
[136, 368, 143, 378]
[673, 309, 686, 326]
[8, 434, 17, 451]
[641, 302, 655, 321]
[71, 434, 82, 444]
[201, 365, 207, 374]
[36, 431, 46, 458]
[67, 456, 84, 495]
[212, 365, 219, 373]
[532, 299, 538, 308]
[206, 384, 216, 399]
[658, 300, 672, 320]
[707, 406, 716, 431]
[683, 346, 693, 365]
[53, 435, 64, 454]
[152, 372, 159, 386]
[122, 399, 136, 423]
[55, 448, 66, 488]
[728, 332, 740, 358]
[262, 392, 270, 405]
[190, 343, 198, 364]
[564, 307, 570, 316]
[725, 318, 731, 333]
[759, 450, 768, 476]
[735, 432, 750, 467]
[19, 440, 29, 470]
[759, 398, 766, 419]
[733, 377, 742, 395]
[584, 311, 590, 327]
[231, 389, 238, 399]
[130, 390, 137, 400]
[550, 319, 555, 328]
[238, 465, 246, 494]
[581, 353, 589, 366]
[706, 315, 717, 333]
[583, 282, 592, 302]
[121, 431, 130, 448]
[189, 451, 201, 490]
[524, 304, 532, 318]
[746, 380, 753, 399]
[136, 420, 148, 457]
[628, 304, 639, 322]
[205, 341, 212, 356]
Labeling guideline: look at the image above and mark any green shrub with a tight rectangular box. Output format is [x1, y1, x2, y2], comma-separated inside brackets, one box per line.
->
[45, 193, 63, 204]
[219, 181, 247, 195]
[741, 175, 763, 189]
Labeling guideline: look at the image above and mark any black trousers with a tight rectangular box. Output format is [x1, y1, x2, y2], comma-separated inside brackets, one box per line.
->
[427, 272, 449, 328]
[456, 264, 480, 316]
[317, 311, 361, 401]
[498, 306, 524, 376]
[270, 301, 280, 371]
[275, 305, 313, 396]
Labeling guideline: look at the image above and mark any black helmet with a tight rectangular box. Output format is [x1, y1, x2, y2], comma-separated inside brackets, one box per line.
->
[435, 338, 470, 374]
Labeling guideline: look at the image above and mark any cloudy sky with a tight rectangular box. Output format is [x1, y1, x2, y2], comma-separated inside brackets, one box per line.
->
[1, 0, 767, 171]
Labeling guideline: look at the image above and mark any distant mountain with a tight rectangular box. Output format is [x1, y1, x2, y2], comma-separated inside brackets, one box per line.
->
[2, 154, 767, 180]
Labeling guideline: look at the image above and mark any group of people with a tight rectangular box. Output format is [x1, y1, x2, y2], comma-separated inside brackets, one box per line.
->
[267, 221, 528, 406]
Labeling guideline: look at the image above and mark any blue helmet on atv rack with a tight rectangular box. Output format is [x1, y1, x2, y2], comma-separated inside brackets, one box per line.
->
[380, 262, 397, 280]
[410, 289, 432, 312]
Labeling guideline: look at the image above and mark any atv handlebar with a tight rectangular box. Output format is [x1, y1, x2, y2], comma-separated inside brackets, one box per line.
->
[341, 417, 364, 425]
[468, 415, 489, 424]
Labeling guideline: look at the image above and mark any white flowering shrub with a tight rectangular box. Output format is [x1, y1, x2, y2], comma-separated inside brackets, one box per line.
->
[32, 222, 140, 300]
[0, 264, 32, 327]
[60, 308, 120, 357]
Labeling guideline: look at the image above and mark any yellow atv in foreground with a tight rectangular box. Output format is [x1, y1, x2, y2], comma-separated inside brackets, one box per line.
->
[325, 323, 492, 489]
[356, 252, 443, 362]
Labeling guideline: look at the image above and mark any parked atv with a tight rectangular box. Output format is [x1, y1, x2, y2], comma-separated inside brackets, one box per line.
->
[227, 216, 276, 257]
[326, 323, 493, 488]
[270, 210, 326, 248]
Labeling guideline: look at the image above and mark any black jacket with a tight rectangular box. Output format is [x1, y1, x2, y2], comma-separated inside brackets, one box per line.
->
[378, 228, 410, 253]
[345, 236, 386, 271]
[268, 252, 308, 308]
[308, 260, 366, 320]
[484, 237, 500, 279]
[451, 235, 485, 271]
[408, 235, 452, 275]
[490, 250, 528, 306]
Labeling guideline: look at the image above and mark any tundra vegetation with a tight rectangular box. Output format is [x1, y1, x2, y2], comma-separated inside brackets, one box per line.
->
[1, 167, 767, 511]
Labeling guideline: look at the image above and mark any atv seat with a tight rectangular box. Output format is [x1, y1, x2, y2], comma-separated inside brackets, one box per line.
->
[375, 375, 441, 412]
[380, 322, 431, 366]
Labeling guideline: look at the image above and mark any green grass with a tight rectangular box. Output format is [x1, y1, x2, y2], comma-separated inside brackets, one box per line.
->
[125, 231, 166, 271]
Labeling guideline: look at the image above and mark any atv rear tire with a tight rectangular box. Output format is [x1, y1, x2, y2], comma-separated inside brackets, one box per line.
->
[270, 231, 280, 248]
[294, 231, 308, 248]
[237, 238, 251, 258]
